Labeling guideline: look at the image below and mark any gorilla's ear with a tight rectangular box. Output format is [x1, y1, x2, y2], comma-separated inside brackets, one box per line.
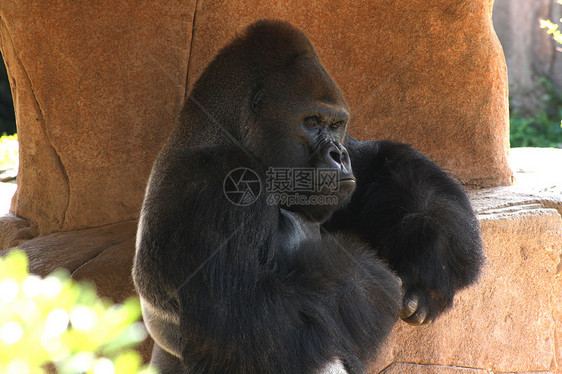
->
[251, 89, 266, 113]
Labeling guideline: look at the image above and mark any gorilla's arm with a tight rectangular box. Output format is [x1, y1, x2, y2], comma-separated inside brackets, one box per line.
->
[134, 145, 280, 369]
[326, 136, 484, 325]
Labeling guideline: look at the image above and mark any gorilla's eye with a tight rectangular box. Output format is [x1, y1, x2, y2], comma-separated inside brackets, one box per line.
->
[330, 121, 344, 129]
[304, 117, 319, 127]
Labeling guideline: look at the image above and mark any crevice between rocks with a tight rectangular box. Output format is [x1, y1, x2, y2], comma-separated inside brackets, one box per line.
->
[70, 233, 135, 279]
[184, 0, 199, 99]
[378, 361, 488, 373]
[379, 361, 553, 373]
[470, 187, 562, 220]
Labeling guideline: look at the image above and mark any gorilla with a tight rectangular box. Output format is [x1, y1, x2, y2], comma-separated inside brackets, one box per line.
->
[133, 19, 483, 374]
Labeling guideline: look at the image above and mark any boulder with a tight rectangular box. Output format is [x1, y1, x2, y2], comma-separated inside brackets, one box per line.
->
[10, 220, 136, 279]
[0, 0, 511, 235]
[0, 0, 196, 234]
[0, 213, 37, 249]
[371, 188, 562, 373]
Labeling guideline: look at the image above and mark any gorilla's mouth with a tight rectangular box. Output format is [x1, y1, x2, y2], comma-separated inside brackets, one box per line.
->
[339, 177, 356, 183]
[338, 177, 357, 188]
[337, 177, 356, 196]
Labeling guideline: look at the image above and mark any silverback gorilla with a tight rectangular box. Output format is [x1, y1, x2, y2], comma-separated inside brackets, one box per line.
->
[133, 20, 483, 374]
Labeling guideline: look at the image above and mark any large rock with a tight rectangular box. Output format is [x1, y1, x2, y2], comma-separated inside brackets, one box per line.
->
[0, 0, 196, 234]
[0, 213, 37, 249]
[0, 0, 511, 235]
[371, 188, 562, 373]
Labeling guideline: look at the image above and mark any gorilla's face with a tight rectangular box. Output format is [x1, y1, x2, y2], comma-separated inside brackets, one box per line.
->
[252, 58, 355, 222]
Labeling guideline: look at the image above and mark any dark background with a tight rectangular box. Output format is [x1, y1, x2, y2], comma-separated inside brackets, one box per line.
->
[0, 53, 16, 135]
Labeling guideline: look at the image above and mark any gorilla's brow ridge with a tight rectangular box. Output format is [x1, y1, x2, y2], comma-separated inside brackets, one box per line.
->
[306, 103, 349, 123]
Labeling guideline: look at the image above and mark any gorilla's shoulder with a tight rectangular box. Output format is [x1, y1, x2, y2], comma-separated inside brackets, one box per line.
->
[155, 144, 256, 177]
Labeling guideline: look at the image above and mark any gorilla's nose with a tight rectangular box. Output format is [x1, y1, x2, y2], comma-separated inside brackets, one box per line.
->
[322, 142, 353, 176]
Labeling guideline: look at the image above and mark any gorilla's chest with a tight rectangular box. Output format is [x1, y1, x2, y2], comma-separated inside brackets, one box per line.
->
[277, 208, 322, 254]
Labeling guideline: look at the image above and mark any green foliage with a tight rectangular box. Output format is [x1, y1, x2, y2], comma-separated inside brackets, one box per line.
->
[0, 133, 18, 169]
[510, 78, 562, 148]
[490, 1, 561, 148]
[0, 250, 157, 374]
[540, 18, 562, 45]
[539, 0, 562, 46]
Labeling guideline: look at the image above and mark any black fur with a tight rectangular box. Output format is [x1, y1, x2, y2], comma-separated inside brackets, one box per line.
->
[326, 137, 483, 324]
[133, 20, 483, 374]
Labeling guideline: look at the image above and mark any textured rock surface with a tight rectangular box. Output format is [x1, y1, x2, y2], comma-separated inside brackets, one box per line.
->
[371, 188, 562, 373]
[379, 363, 488, 373]
[0, 0, 510, 235]
[12, 220, 137, 278]
[0, 0, 196, 234]
[0, 213, 37, 249]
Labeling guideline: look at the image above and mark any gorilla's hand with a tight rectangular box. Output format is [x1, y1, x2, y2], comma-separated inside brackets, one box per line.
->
[400, 288, 432, 325]
[399, 277, 453, 325]
[328, 139, 483, 327]
[400, 289, 428, 325]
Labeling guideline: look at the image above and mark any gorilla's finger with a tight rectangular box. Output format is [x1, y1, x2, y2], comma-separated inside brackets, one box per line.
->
[402, 305, 428, 325]
[400, 294, 418, 319]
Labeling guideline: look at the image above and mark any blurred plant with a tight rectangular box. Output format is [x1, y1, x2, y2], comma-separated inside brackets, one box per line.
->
[510, 78, 562, 148]
[522, 3, 562, 147]
[0, 250, 156, 374]
[0, 133, 18, 170]
[540, 19, 562, 45]
[540, 0, 562, 46]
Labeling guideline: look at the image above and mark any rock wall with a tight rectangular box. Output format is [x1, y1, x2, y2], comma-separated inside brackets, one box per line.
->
[0, 0, 196, 234]
[373, 188, 562, 373]
[0, 1, 511, 232]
